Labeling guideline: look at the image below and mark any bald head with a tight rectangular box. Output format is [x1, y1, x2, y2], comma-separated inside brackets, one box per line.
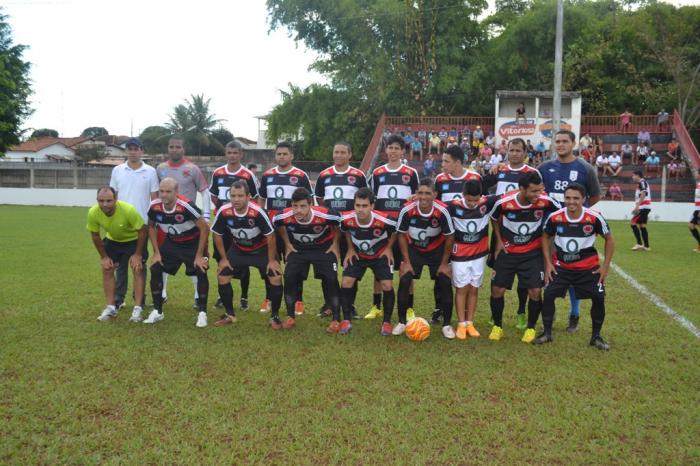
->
[159, 177, 179, 206]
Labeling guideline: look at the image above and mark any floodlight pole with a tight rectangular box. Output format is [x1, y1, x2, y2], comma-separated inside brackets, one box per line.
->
[552, 0, 564, 136]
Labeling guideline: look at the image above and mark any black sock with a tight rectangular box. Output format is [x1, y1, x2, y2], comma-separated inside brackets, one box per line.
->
[438, 274, 453, 325]
[692, 228, 700, 244]
[527, 299, 542, 329]
[240, 269, 250, 300]
[408, 293, 414, 309]
[490, 297, 504, 327]
[373, 293, 381, 307]
[591, 297, 606, 337]
[382, 290, 395, 323]
[150, 266, 164, 313]
[341, 287, 354, 321]
[195, 272, 208, 312]
[641, 227, 649, 248]
[297, 282, 304, 303]
[397, 274, 412, 324]
[218, 283, 235, 316]
[542, 295, 555, 333]
[351, 283, 358, 312]
[269, 283, 283, 318]
[517, 287, 528, 314]
[433, 280, 441, 310]
[322, 277, 340, 321]
[631, 225, 642, 245]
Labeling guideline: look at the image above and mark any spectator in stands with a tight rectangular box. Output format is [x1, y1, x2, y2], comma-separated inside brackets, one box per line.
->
[516, 102, 526, 123]
[488, 150, 503, 172]
[403, 129, 414, 148]
[581, 145, 593, 163]
[620, 109, 632, 131]
[438, 127, 448, 150]
[668, 160, 682, 180]
[448, 127, 458, 141]
[593, 135, 604, 157]
[635, 141, 650, 165]
[532, 152, 543, 168]
[479, 141, 493, 161]
[485, 132, 495, 147]
[644, 151, 661, 177]
[637, 128, 651, 146]
[667, 137, 680, 162]
[410, 138, 423, 160]
[382, 128, 391, 143]
[526, 140, 535, 160]
[446, 136, 458, 149]
[608, 152, 622, 177]
[429, 132, 441, 154]
[498, 139, 508, 156]
[579, 133, 592, 152]
[460, 126, 471, 143]
[657, 109, 669, 129]
[595, 152, 609, 176]
[459, 137, 470, 153]
[621, 141, 634, 165]
[473, 125, 484, 143]
[417, 127, 427, 147]
[423, 152, 437, 178]
[534, 140, 546, 160]
[607, 182, 623, 200]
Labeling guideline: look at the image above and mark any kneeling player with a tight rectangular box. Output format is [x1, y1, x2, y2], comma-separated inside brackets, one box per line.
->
[145, 178, 210, 326]
[211, 181, 283, 326]
[396, 179, 455, 339]
[534, 183, 614, 350]
[340, 188, 397, 335]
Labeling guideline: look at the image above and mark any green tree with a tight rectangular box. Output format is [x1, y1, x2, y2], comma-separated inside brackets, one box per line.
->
[30, 128, 59, 139]
[0, 10, 32, 154]
[80, 127, 109, 138]
[139, 125, 171, 154]
[210, 126, 234, 148]
[166, 94, 225, 155]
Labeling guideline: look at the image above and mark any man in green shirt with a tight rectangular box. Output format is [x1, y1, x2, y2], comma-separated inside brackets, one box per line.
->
[87, 186, 148, 322]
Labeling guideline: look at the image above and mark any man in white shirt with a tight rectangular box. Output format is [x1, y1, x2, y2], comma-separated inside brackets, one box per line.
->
[595, 153, 609, 176]
[607, 152, 622, 176]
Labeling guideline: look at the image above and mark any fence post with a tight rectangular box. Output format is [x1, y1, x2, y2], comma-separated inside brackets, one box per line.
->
[73, 165, 78, 189]
[661, 165, 667, 203]
[29, 167, 35, 188]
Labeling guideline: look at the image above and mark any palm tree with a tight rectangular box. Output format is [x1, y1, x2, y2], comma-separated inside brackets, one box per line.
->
[166, 94, 226, 155]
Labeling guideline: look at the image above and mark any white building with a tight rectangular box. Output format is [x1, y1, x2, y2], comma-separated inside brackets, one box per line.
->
[2, 137, 90, 162]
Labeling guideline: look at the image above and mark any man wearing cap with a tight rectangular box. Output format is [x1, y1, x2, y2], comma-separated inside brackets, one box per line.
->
[109, 137, 159, 308]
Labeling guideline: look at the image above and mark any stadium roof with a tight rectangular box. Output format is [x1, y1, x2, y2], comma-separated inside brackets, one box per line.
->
[496, 90, 581, 99]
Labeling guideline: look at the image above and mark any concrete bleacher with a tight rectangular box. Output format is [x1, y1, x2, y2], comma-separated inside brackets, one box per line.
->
[598, 165, 692, 202]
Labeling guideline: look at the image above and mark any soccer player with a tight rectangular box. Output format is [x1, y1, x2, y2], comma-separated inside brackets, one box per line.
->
[690, 170, 700, 252]
[535, 183, 614, 350]
[396, 179, 455, 339]
[272, 188, 341, 331]
[143, 178, 210, 327]
[367, 134, 418, 320]
[489, 171, 560, 343]
[435, 145, 482, 202]
[631, 170, 652, 251]
[340, 188, 397, 335]
[260, 142, 312, 315]
[447, 180, 499, 339]
[539, 130, 601, 333]
[211, 181, 283, 326]
[88, 186, 148, 322]
[209, 140, 260, 312]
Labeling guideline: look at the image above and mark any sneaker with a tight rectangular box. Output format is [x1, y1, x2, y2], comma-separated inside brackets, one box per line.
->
[590, 335, 610, 351]
[240, 298, 249, 312]
[143, 310, 164, 324]
[365, 305, 382, 319]
[270, 316, 282, 330]
[213, 297, 223, 309]
[97, 306, 117, 321]
[339, 320, 352, 334]
[260, 299, 271, 313]
[466, 324, 480, 338]
[456, 323, 467, 340]
[351, 307, 359, 320]
[631, 244, 644, 251]
[128, 306, 143, 323]
[282, 316, 296, 329]
[521, 328, 536, 343]
[192, 301, 199, 310]
[116, 302, 126, 311]
[406, 308, 416, 321]
[533, 332, 553, 345]
[489, 325, 503, 341]
[381, 322, 393, 336]
[430, 309, 442, 325]
[392, 323, 406, 336]
[515, 313, 527, 330]
[196, 311, 208, 328]
[326, 320, 340, 334]
[567, 315, 579, 333]
[294, 301, 305, 316]
[442, 325, 456, 340]
[214, 314, 236, 327]
[317, 306, 332, 318]
[642, 246, 651, 251]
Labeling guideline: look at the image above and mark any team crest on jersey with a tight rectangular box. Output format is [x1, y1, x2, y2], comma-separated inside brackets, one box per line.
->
[373, 228, 383, 237]
[402, 175, 410, 184]
[182, 170, 191, 177]
[569, 170, 579, 181]
[175, 214, 185, 222]
[314, 225, 323, 233]
[534, 211, 543, 219]
[347, 176, 356, 184]
[248, 219, 255, 227]
[290, 176, 298, 185]
[431, 218, 439, 227]
[583, 225, 594, 235]
[480, 205, 487, 215]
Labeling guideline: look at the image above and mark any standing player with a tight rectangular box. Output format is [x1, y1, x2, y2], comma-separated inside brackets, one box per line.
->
[209, 140, 260, 312]
[690, 170, 700, 252]
[143, 178, 210, 327]
[535, 183, 614, 350]
[260, 142, 313, 315]
[272, 188, 341, 331]
[435, 145, 482, 202]
[395, 179, 455, 338]
[340, 188, 397, 335]
[539, 130, 601, 333]
[366, 135, 419, 320]
[489, 171, 560, 342]
[210, 181, 284, 326]
[630, 170, 652, 251]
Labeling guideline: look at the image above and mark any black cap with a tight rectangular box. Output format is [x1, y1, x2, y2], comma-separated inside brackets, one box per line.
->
[124, 137, 143, 149]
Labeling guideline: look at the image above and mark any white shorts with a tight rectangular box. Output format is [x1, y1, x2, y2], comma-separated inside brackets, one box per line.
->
[451, 256, 487, 288]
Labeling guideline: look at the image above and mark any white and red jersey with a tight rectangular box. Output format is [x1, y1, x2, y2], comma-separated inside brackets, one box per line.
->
[156, 159, 209, 203]
[369, 163, 419, 219]
[148, 197, 202, 244]
[488, 164, 539, 195]
[635, 178, 652, 208]
[211, 202, 273, 253]
[543, 207, 610, 271]
[272, 206, 340, 251]
[435, 169, 482, 202]
[259, 166, 312, 216]
[490, 191, 560, 255]
[396, 200, 454, 253]
[340, 211, 396, 260]
[447, 195, 499, 261]
[314, 165, 367, 213]
[208, 164, 259, 209]
[695, 181, 700, 211]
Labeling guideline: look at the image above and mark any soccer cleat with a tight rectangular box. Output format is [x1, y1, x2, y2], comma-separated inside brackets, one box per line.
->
[489, 325, 503, 341]
[116, 302, 126, 310]
[631, 244, 644, 251]
[406, 308, 416, 321]
[642, 246, 651, 251]
[339, 320, 352, 334]
[364, 305, 382, 319]
[213, 297, 223, 309]
[196, 311, 208, 328]
[392, 323, 406, 336]
[488, 319, 495, 328]
[466, 324, 480, 338]
[567, 315, 579, 333]
[192, 301, 198, 310]
[430, 309, 442, 325]
[260, 299, 271, 313]
[521, 328, 536, 343]
[533, 332, 553, 345]
[326, 320, 340, 334]
[351, 307, 359, 320]
[97, 306, 117, 321]
[270, 316, 282, 330]
[143, 310, 164, 324]
[214, 314, 236, 327]
[317, 306, 332, 318]
[515, 313, 527, 331]
[456, 323, 467, 340]
[381, 322, 393, 336]
[240, 298, 249, 312]
[294, 301, 305, 316]
[282, 316, 296, 329]
[128, 306, 143, 323]
[161, 296, 168, 304]
[693, 246, 700, 253]
[590, 335, 610, 351]
[442, 325, 456, 340]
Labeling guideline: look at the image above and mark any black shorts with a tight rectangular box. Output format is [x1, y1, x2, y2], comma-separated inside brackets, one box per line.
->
[632, 208, 651, 225]
[213, 231, 233, 262]
[285, 249, 338, 281]
[343, 255, 393, 281]
[491, 250, 543, 290]
[219, 246, 274, 280]
[407, 246, 444, 279]
[156, 239, 206, 276]
[691, 211, 699, 225]
[544, 267, 605, 300]
[104, 238, 148, 264]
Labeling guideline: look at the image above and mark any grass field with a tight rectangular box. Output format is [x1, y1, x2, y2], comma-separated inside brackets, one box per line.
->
[1, 205, 699, 465]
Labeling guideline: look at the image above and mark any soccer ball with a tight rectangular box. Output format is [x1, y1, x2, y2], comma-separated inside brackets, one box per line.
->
[405, 317, 431, 342]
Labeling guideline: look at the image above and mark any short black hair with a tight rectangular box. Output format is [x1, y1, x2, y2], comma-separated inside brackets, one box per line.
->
[276, 141, 294, 153]
[565, 182, 585, 198]
[508, 138, 526, 150]
[97, 186, 116, 198]
[518, 171, 543, 189]
[462, 179, 482, 197]
[443, 145, 464, 163]
[354, 187, 375, 204]
[633, 170, 643, 177]
[335, 141, 352, 153]
[385, 134, 405, 149]
[291, 187, 312, 203]
[555, 129, 576, 142]
[230, 180, 249, 195]
[418, 178, 435, 191]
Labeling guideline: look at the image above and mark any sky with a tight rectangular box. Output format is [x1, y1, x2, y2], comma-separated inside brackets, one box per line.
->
[4, 0, 699, 141]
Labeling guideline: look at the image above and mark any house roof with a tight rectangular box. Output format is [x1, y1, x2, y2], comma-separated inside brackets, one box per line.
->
[236, 137, 257, 145]
[496, 90, 581, 99]
[9, 137, 92, 153]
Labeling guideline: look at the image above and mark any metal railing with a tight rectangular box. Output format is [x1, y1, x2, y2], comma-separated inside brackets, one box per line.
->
[580, 114, 673, 135]
[672, 110, 700, 171]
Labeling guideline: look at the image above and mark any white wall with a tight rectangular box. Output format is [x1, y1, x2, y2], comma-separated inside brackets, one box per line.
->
[4, 143, 75, 162]
[594, 201, 694, 222]
[0, 188, 207, 209]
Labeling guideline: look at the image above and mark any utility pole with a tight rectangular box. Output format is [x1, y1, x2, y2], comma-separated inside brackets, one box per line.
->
[552, 0, 564, 136]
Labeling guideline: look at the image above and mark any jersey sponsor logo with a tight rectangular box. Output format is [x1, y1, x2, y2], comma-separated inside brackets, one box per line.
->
[218, 178, 224, 185]
[569, 170, 579, 181]
[498, 173, 505, 179]
[156, 214, 163, 222]
[456, 208, 464, 216]
[333, 187, 344, 200]
[583, 224, 594, 235]
[237, 229, 249, 240]
[324, 177, 332, 185]
[274, 187, 285, 198]
[410, 218, 417, 225]
[556, 225, 564, 233]
[442, 183, 450, 191]
[379, 176, 386, 183]
[267, 177, 274, 183]
[507, 212, 517, 220]
[359, 240, 371, 252]
[227, 219, 234, 226]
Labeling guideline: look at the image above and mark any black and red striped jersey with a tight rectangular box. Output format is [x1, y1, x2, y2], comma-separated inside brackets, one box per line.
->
[211, 201, 273, 252]
[209, 164, 259, 209]
[259, 166, 312, 216]
[447, 195, 499, 261]
[314, 166, 368, 212]
[695, 181, 700, 211]
[272, 206, 340, 250]
[396, 200, 454, 253]
[435, 169, 482, 202]
[543, 207, 610, 270]
[340, 211, 396, 260]
[490, 191, 560, 255]
[369, 164, 419, 219]
[486, 164, 540, 195]
[635, 178, 652, 207]
[148, 197, 202, 244]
